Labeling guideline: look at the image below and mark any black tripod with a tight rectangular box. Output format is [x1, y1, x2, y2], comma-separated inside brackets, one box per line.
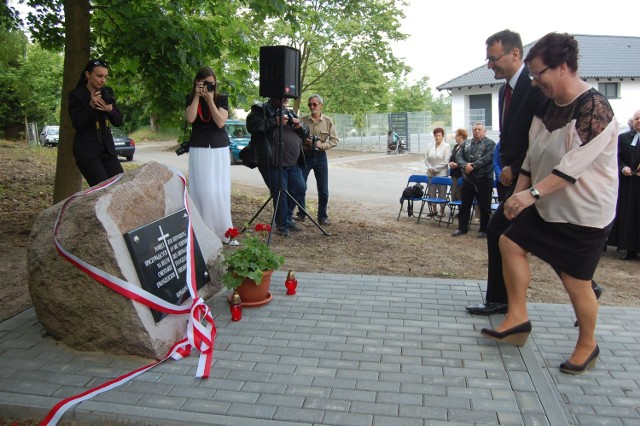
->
[243, 98, 330, 245]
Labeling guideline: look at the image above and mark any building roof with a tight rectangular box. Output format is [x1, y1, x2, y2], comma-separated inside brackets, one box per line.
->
[436, 35, 640, 91]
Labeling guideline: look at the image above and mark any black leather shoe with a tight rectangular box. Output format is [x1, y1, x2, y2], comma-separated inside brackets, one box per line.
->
[466, 302, 508, 315]
[289, 222, 302, 232]
[451, 229, 467, 237]
[560, 345, 599, 375]
[481, 321, 532, 346]
[592, 281, 604, 300]
[620, 251, 637, 260]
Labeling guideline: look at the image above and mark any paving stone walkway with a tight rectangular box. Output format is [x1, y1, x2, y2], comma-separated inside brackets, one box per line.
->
[1, 272, 639, 425]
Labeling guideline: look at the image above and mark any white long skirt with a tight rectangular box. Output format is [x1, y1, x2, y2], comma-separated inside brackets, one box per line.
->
[188, 146, 233, 242]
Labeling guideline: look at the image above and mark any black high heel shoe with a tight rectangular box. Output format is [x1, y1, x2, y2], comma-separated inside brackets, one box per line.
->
[574, 281, 604, 327]
[481, 321, 531, 346]
[560, 345, 599, 375]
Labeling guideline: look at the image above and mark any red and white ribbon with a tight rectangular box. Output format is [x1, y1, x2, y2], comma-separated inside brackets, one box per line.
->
[42, 169, 216, 425]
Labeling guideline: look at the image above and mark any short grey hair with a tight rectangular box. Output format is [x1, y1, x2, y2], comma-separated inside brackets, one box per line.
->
[308, 94, 324, 104]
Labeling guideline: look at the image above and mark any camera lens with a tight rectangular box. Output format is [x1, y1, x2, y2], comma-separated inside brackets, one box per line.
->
[100, 87, 115, 105]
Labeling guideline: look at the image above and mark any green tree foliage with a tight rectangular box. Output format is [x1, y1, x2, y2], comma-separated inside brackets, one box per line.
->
[1, 0, 22, 30]
[0, 29, 62, 137]
[258, 0, 410, 115]
[18, 44, 64, 124]
[17, 0, 292, 201]
[0, 29, 27, 137]
[23, 0, 291, 129]
[388, 76, 432, 113]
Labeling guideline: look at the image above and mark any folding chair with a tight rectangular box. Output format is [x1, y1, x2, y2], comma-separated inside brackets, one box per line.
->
[419, 176, 452, 225]
[445, 177, 463, 228]
[397, 175, 429, 221]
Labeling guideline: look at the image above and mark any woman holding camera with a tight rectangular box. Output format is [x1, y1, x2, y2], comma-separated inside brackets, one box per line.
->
[185, 66, 235, 244]
[68, 59, 124, 186]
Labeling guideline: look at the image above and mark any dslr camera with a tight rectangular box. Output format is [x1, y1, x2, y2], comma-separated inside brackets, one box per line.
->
[205, 81, 216, 92]
[310, 135, 320, 151]
[279, 108, 296, 128]
[100, 86, 115, 105]
[175, 140, 190, 156]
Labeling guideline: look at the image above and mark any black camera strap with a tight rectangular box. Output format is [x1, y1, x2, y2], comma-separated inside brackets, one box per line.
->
[181, 119, 191, 144]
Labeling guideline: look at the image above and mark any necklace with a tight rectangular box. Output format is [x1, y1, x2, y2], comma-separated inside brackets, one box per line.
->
[197, 100, 212, 123]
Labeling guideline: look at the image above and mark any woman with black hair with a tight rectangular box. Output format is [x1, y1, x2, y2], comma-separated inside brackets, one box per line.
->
[185, 66, 235, 244]
[68, 59, 124, 186]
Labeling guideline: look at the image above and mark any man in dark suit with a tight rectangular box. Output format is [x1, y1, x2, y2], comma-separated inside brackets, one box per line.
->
[607, 109, 640, 259]
[466, 30, 547, 315]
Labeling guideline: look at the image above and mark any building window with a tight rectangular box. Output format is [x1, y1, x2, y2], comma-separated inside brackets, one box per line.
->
[598, 82, 619, 99]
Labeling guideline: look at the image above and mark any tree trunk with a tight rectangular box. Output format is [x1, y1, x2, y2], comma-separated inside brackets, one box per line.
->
[53, 0, 90, 204]
[150, 114, 158, 132]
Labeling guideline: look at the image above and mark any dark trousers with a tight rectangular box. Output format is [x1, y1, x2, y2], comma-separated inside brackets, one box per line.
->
[299, 151, 329, 221]
[485, 201, 511, 304]
[75, 154, 124, 187]
[458, 178, 493, 233]
[496, 181, 510, 203]
[258, 164, 306, 230]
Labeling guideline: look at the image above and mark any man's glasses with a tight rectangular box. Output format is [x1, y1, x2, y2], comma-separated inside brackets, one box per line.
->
[485, 53, 506, 64]
[308, 102, 319, 107]
[528, 66, 550, 81]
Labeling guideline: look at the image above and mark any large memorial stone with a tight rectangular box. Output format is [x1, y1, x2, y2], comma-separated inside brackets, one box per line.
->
[27, 162, 222, 359]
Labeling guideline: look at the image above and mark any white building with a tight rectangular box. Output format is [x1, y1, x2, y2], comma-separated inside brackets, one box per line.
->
[437, 35, 640, 134]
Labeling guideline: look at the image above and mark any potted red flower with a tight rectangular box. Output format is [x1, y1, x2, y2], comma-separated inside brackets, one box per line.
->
[221, 224, 285, 305]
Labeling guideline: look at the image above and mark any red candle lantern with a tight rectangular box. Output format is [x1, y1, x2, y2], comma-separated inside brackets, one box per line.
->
[230, 292, 242, 321]
[285, 270, 298, 295]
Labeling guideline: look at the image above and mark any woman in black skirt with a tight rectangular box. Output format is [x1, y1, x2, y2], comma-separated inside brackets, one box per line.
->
[480, 33, 619, 375]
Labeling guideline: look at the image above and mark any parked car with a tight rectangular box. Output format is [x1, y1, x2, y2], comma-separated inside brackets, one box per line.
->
[39, 125, 60, 147]
[111, 128, 135, 161]
[224, 119, 250, 164]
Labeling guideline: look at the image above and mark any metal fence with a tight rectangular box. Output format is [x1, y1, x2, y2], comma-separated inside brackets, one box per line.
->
[26, 122, 39, 146]
[329, 111, 498, 154]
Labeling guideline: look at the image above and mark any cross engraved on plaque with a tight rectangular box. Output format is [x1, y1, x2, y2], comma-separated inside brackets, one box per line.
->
[123, 209, 210, 322]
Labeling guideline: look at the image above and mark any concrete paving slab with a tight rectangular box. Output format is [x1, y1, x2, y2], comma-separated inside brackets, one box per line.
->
[1, 272, 639, 425]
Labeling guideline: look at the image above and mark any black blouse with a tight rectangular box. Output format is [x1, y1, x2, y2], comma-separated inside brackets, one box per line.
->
[185, 94, 230, 149]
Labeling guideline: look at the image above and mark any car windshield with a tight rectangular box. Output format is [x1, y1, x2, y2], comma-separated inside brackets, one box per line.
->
[47, 127, 59, 135]
[111, 128, 126, 138]
[227, 124, 248, 138]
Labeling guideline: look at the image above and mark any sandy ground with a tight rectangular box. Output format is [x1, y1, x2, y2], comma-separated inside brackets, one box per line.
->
[2, 146, 639, 326]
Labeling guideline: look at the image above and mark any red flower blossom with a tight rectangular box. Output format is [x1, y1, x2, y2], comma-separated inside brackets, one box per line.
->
[255, 223, 271, 233]
[225, 227, 240, 239]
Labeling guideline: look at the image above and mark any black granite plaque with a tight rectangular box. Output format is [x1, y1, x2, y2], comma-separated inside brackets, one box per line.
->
[123, 209, 210, 322]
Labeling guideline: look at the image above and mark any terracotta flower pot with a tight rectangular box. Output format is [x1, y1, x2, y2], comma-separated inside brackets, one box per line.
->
[234, 270, 273, 306]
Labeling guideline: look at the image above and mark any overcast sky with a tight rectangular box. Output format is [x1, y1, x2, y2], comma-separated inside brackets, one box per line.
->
[393, 0, 637, 91]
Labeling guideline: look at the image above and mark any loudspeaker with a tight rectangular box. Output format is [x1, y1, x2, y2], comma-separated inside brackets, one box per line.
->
[259, 46, 300, 99]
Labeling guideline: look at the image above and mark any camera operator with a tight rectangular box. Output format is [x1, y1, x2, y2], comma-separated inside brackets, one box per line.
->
[184, 66, 236, 244]
[245, 97, 309, 237]
[68, 59, 124, 187]
[297, 94, 339, 226]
